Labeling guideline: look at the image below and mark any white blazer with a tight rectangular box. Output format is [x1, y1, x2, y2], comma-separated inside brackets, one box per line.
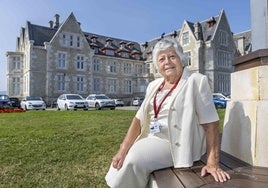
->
[135, 68, 219, 168]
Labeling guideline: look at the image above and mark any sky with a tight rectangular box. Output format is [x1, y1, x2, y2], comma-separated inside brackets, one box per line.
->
[0, 0, 251, 92]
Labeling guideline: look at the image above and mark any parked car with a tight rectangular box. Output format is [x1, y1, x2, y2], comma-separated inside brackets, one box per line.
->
[114, 99, 124, 107]
[20, 96, 46, 110]
[57, 94, 88, 110]
[9, 97, 21, 108]
[86, 94, 116, 110]
[0, 94, 11, 108]
[213, 96, 227, 109]
[132, 97, 144, 106]
[213, 93, 230, 101]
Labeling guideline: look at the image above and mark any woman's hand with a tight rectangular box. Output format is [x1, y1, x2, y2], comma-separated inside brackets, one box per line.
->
[201, 165, 230, 182]
[112, 150, 127, 169]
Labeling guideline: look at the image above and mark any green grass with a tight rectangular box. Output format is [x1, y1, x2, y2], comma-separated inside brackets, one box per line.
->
[0, 109, 225, 187]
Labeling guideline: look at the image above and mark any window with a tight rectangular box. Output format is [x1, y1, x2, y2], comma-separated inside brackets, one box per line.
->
[123, 62, 132, 74]
[12, 56, 21, 70]
[93, 78, 101, 93]
[70, 35, 73, 47]
[57, 75, 65, 91]
[124, 80, 132, 93]
[76, 55, 84, 70]
[219, 30, 228, 46]
[135, 64, 144, 74]
[217, 50, 230, 67]
[62, 34, 67, 46]
[182, 32, 189, 45]
[94, 48, 99, 54]
[121, 52, 129, 58]
[184, 51, 191, 66]
[107, 61, 117, 73]
[107, 79, 117, 94]
[77, 36, 80, 47]
[93, 59, 100, 72]
[76, 76, 84, 92]
[12, 77, 20, 95]
[57, 52, 67, 69]
[217, 74, 230, 94]
[106, 49, 115, 56]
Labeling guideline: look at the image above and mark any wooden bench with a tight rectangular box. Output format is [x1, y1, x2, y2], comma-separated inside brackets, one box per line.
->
[152, 151, 268, 188]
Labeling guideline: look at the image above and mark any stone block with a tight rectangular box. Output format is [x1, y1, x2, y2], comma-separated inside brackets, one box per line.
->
[221, 100, 268, 167]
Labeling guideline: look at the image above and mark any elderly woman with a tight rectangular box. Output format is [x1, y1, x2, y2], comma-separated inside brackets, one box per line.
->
[105, 38, 230, 188]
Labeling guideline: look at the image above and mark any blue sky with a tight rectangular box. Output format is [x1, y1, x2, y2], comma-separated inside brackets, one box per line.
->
[0, 0, 251, 92]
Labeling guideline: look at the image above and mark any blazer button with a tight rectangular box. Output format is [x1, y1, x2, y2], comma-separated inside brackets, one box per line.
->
[175, 142, 180, 147]
[173, 124, 177, 128]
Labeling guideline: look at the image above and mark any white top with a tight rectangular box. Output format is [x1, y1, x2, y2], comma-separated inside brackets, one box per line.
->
[148, 89, 172, 140]
[135, 68, 219, 168]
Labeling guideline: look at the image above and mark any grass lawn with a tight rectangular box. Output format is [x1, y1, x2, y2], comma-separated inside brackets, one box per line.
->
[0, 109, 225, 187]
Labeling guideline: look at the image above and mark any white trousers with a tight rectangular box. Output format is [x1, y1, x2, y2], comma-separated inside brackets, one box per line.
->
[105, 136, 173, 188]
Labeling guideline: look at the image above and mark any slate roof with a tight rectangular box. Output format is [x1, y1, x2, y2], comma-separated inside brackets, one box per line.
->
[233, 30, 252, 54]
[141, 14, 220, 62]
[25, 21, 143, 60]
[27, 22, 57, 46]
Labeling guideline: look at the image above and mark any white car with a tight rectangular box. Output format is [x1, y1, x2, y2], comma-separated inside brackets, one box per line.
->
[20, 96, 46, 110]
[57, 94, 88, 110]
[86, 94, 116, 110]
[114, 99, 124, 107]
[132, 97, 144, 106]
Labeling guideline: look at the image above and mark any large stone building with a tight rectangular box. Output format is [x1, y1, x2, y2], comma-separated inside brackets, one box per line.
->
[6, 10, 250, 105]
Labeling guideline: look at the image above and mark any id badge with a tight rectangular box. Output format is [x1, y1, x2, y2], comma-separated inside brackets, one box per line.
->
[149, 121, 161, 134]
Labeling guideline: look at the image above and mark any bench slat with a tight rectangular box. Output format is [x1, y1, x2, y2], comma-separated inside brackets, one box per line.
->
[152, 151, 268, 188]
[173, 167, 206, 188]
[153, 168, 184, 188]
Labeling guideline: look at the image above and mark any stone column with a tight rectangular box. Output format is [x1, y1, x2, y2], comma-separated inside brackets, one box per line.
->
[250, 0, 268, 51]
[221, 50, 268, 167]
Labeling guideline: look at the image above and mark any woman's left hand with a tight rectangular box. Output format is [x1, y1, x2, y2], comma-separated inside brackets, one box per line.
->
[201, 165, 231, 182]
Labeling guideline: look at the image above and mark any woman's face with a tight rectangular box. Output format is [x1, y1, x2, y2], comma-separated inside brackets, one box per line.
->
[156, 46, 183, 79]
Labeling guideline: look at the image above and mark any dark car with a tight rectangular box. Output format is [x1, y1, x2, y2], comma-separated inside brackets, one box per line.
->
[0, 95, 11, 108]
[9, 97, 21, 108]
[213, 97, 226, 109]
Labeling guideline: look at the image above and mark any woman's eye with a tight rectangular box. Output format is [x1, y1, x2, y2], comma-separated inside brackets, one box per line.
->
[158, 57, 164, 62]
[169, 55, 175, 59]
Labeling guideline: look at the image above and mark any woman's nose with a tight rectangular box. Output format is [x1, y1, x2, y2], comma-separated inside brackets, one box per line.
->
[164, 57, 171, 65]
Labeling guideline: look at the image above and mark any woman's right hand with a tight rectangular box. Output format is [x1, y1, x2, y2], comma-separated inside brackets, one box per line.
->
[112, 150, 127, 169]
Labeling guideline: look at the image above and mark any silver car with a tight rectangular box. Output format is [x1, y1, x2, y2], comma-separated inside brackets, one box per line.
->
[86, 94, 116, 110]
[57, 94, 88, 110]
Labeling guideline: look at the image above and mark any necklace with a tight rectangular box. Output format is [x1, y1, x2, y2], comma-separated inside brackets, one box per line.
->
[153, 79, 180, 119]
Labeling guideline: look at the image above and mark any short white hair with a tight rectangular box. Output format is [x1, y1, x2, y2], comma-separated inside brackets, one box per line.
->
[152, 38, 186, 70]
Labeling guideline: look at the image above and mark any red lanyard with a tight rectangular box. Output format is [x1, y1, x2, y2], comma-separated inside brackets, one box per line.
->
[153, 79, 179, 119]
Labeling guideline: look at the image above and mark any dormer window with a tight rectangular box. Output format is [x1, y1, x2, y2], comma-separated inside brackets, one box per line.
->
[121, 52, 129, 58]
[106, 49, 114, 56]
[106, 38, 113, 46]
[91, 35, 97, 43]
[127, 42, 134, 50]
[120, 41, 126, 49]
[131, 50, 141, 60]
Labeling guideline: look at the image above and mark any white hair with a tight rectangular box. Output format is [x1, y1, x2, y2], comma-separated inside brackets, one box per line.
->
[152, 38, 186, 70]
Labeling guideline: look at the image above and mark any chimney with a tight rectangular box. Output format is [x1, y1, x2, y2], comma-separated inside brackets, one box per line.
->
[49, 20, 54, 28]
[54, 14, 60, 29]
[194, 22, 202, 40]
[207, 17, 216, 27]
[237, 36, 246, 55]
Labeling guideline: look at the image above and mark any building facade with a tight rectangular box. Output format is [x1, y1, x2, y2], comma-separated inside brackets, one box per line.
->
[6, 13, 149, 105]
[6, 11, 249, 105]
